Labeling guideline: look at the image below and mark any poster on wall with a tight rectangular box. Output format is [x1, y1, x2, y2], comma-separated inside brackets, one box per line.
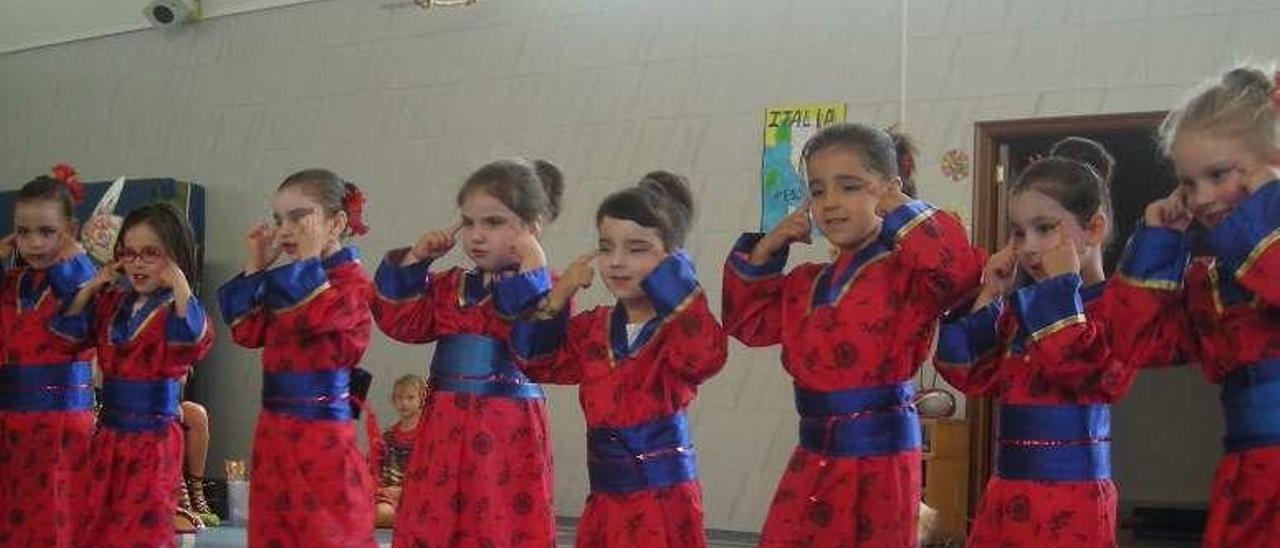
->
[760, 102, 846, 232]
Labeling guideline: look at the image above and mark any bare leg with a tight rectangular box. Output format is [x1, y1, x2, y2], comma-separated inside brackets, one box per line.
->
[375, 502, 396, 528]
[180, 401, 219, 526]
[181, 401, 209, 477]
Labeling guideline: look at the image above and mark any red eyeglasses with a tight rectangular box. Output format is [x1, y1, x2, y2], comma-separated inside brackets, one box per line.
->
[115, 246, 168, 265]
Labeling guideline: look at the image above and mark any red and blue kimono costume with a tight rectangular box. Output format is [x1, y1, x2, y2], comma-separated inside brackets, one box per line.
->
[510, 251, 727, 548]
[51, 287, 213, 548]
[0, 252, 96, 548]
[372, 248, 556, 548]
[1111, 180, 1280, 548]
[217, 247, 376, 548]
[722, 201, 983, 547]
[935, 273, 1153, 547]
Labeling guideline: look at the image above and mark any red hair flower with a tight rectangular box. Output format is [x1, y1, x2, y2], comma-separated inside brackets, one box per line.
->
[50, 163, 84, 205]
[897, 148, 916, 182]
[343, 182, 369, 236]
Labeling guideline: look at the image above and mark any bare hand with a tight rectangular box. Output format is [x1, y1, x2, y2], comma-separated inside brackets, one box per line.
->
[294, 214, 325, 260]
[244, 222, 281, 273]
[753, 205, 811, 264]
[561, 251, 597, 291]
[89, 261, 123, 292]
[510, 229, 546, 272]
[406, 220, 462, 264]
[975, 242, 1017, 309]
[0, 234, 14, 261]
[1040, 238, 1081, 278]
[1144, 188, 1192, 232]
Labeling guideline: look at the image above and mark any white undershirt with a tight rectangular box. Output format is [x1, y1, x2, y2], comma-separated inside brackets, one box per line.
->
[625, 322, 644, 347]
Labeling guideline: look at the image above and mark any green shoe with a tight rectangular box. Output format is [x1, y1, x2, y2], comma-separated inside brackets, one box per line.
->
[187, 475, 221, 527]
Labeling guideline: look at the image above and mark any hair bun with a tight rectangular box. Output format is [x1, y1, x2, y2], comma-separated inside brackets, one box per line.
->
[638, 170, 694, 220]
[1049, 136, 1115, 184]
[1221, 66, 1273, 97]
[532, 159, 564, 222]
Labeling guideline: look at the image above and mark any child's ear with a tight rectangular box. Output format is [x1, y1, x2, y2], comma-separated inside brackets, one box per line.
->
[1083, 212, 1108, 247]
[877, 176, 902, 196]
[331, 210, 349, 238]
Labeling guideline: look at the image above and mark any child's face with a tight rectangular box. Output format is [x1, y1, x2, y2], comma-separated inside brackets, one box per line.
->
[805, 147, 892, 250]
[13, 200, 75, 269]
[117, 223, 169, 295]
[1171, 132, 1269, 228]
[392, 385, 424, 420]
[596, 216, 666, 303]
[272, 186, 344, 259]
[459, 192, 527, 272]
[1007, 189, 1103, 282]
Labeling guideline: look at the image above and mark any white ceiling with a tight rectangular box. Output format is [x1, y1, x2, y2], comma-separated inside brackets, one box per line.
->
[0, 0, 323, 54]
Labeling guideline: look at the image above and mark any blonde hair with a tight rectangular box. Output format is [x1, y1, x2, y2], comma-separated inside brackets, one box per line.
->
[1160, 62, 1279, 156]
[392, 374, 426, 395]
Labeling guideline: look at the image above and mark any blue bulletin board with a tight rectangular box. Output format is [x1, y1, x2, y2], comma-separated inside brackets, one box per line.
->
[0, 178, 206, 282]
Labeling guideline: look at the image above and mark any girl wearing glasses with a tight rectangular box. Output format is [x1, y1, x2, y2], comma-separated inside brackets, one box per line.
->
[216, 169, 377, 547]
[53, 202, 213, 547]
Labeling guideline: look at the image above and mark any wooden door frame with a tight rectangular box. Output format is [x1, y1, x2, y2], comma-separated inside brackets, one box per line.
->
[966, 111, 1167, 513]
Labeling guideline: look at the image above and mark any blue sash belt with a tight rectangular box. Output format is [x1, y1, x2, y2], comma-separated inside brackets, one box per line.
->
[587, 412, 697, 494]
[795, 382, 921, 457]
[997, 403, 1111, 481]
[101, 377, 181, 431]
[429, 334, 543, 400]
[1220, 358, 1280, 453]
[262, 369, 352, 421]
[0, 362, 93, 411]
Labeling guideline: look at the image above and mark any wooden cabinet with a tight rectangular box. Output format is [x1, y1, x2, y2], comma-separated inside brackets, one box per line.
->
[922, 419, 971, 543]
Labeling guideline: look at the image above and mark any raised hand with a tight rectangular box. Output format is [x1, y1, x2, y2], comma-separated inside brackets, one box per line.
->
[244, 222, 281, 274]
[1143, 188, 1193, 232]
[752, 204, 812, 264]
[405, 220, 462, 265]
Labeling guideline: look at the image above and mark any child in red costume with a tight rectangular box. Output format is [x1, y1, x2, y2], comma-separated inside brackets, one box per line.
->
[935, 138, 1166, 547]
[0, 165, 97, 548]
[56, 203, 213, 547]
[511, 171, 727, 547]
[723, 125, 983, 547]
[376, 159, 564, 548]
[218, 169, 376, 547]
[1112, 64, 1280, 548]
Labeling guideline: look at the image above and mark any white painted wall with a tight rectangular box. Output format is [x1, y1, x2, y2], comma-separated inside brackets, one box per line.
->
[3, 0, 1277, 531]
[0, 0, 323, 53]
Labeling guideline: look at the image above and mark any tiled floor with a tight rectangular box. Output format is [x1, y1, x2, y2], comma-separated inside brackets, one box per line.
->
[182, 523, 759, 547]
[181, 526, 1197, 547]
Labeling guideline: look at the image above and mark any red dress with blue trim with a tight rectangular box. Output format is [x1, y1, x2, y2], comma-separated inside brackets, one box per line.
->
[0, 253, 96, 548]
[372, 248, 557, 548]
[510, 251, 727, 548]
[1110, 180, 1280, 548]
[217, 247, 376, 548]
[935, 272, 1155, 547]
[53, 287, 212, 547]
[722, 201, 984, 547]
